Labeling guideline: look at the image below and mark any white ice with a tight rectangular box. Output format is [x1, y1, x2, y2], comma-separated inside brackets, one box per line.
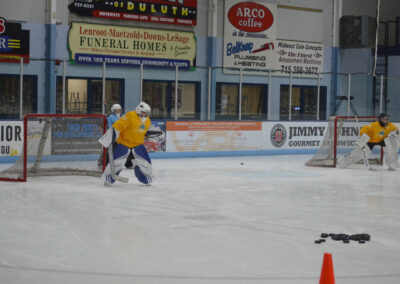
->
[0, 155, 399, 284]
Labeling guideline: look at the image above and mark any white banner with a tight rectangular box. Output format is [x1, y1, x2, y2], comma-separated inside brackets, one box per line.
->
[166, 121, 263, 152]
[0, 121, 23, 157]
[275, 40, 323, 77]
[263, 121, 327, 150]
[223, 0, 278, 70]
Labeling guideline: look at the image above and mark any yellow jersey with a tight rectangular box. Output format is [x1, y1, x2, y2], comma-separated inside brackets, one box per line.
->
[112, 111, 151, 148]
[360, 121, 398, 143]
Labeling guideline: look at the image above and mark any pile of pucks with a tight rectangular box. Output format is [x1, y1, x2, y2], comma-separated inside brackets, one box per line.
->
[315, 233, 371, 244]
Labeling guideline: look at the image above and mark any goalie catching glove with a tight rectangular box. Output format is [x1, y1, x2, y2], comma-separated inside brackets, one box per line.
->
[145, 126, 165, 143]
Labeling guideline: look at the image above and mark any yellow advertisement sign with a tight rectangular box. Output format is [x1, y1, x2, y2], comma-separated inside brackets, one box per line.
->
[68, 22, 196, 68]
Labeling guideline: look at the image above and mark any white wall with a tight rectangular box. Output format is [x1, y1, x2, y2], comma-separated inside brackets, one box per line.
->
[0, 0, 47, 24]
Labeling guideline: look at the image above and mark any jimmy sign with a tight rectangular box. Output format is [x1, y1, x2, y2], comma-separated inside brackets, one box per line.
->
[223, 0, 278, 71]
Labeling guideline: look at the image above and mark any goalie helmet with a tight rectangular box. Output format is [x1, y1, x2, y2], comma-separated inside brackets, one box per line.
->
[136, 102, 151, 117]
[111, 104, 122, 113]
[379, 113, 389, 127]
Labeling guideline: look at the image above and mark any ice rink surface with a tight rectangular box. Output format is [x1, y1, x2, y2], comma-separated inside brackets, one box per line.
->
[0, 154, 399, 284]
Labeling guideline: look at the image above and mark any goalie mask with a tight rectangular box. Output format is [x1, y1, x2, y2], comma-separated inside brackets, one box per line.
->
[379, 113, 389, 127]
[136, 102, 151, 118]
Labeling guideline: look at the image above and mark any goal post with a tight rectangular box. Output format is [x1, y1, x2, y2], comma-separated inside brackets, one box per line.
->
[0, 114, 107, 182]
[305, 116, 383, 167]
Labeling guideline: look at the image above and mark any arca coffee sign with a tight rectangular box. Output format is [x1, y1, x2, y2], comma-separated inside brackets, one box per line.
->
[227, 2, 274, 33]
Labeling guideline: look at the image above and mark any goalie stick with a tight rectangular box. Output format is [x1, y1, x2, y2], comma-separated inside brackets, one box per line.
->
[99, 128, 129, 183]
[361, 147, 382, 171]
[108, 143, 129, 183]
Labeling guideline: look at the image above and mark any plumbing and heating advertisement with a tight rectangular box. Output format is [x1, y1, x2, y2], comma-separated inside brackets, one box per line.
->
[223, 0, 278, 70]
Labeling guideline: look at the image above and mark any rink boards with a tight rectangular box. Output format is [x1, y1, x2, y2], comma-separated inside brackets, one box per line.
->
[1, 120, 399, 162]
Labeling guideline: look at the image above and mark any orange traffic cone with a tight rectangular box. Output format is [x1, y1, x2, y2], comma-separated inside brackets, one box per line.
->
[319, 253, 335, 284]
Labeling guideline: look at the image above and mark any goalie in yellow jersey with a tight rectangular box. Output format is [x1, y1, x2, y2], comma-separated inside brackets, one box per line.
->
[99, 102, 165, 186]
[338, 113, 399, 170]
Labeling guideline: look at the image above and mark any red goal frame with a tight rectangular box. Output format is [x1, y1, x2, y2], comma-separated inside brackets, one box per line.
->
[0, 114, 107, 182]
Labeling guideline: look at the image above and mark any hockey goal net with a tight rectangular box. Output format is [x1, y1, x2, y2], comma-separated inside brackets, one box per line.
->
[305, 116, 383, 167]
[0, 114, 106, 182]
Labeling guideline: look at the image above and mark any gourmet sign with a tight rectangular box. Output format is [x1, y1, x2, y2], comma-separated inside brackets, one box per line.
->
[223, 0, 278, 70]
[68, 0, 197, 26]
[68, 22, 196, 68]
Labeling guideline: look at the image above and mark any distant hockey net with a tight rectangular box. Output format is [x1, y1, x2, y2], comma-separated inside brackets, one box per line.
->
[0, 114, 106, 182]
[305, 116, 382, 167]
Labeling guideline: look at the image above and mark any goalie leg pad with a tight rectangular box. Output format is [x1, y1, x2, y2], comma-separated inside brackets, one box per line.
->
[355, 133, 370, 149]
[384, 135, 399, 170]
[337, 146, 371, 169]
[132, 144, 152, 184]
[134, 166, 152, 185]
[101, 144, 129, 184]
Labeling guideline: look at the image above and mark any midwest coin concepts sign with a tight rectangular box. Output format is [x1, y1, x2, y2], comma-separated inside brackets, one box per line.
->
[223, 0, 278, 70]
[68, 22, 196, 68]
[0, 17, 30, 63]
[68, 0, 197, 26]
[276, 40, 323, 77]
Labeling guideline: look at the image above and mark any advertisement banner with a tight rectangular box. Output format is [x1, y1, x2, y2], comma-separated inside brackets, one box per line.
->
[51, 118, 104, 155]
[263, 121, 327, 150]
[68, 22, 196, 68]
[275, 40, 323, 77]
[166, 121, 262, 152]
[262, 121, 392, 150]
[223, 0, 278, 70]
[0, 121, 23, 157]
[68, 0, 197, 26]
[0, 17, 30, 63]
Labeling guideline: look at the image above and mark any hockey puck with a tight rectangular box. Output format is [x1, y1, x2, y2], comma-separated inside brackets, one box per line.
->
[319, 239, 326, 242]
[361, 234, 371, 241]
[321, 233, 329, 238]
[350, 234, 362, 241]
[315, 240, 322, 244]
[240, 163, 244, 165]
[358, 240, 365, 244]
[343, 239, 350, 244]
